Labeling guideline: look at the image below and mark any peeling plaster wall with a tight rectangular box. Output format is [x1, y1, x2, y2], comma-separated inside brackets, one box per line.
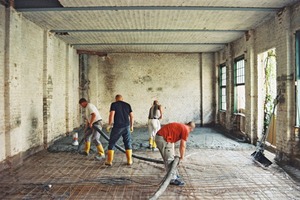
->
[87, 53, 215, 127]
[274, 6, 297, 160]
[0, 5, 5, 162]
[47, 37, 68, 141]
[216, 3, 300, 162]
[68, 47, 80, 132]
[0, 6, 80, 169]
[42, 33, 80, 144]
[201, 53, 215, 125]
[290, 2, 300, 159]
[19, 15, 44, 151]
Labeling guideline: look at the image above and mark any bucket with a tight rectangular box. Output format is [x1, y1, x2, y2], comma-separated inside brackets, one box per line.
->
[72, 132, 79, 146]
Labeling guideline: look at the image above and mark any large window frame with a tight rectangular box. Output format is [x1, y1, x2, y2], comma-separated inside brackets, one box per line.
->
[219, 64, 227, 111]
[234, 56, 245, 114]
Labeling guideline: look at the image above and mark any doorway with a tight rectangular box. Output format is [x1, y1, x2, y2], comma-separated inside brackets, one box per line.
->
[257, 48, 277, 147]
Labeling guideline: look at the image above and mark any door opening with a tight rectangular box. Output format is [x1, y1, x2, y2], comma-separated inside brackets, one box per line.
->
[257, 49, 277, 147]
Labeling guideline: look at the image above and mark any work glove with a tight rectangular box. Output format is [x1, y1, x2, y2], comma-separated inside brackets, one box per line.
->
[130, 126, 134, 133]
[106, 125, 112, 133]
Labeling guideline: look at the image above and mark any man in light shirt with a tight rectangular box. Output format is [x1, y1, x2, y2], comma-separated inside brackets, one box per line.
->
[79, 98, 105, 161]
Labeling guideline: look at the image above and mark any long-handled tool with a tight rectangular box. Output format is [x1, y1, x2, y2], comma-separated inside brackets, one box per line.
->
[251, 93, 281, 167]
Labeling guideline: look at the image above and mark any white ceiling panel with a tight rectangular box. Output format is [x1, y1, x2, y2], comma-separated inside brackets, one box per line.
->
[13, 0, 299, 54]
[59, 0, 298, 8]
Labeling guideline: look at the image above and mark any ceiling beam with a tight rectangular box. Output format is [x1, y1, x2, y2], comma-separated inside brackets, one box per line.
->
[72, 43, 226, 46]
[76, 50, 107, 56]
[14, 0, 62, 9]
[17, 6, 281, 12]
[52, 29, 247, 33]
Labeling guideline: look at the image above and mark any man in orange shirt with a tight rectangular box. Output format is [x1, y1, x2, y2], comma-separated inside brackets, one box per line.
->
[155, 121, 195, 186]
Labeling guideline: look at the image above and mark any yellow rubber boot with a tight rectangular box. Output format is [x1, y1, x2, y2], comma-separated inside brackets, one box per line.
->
[96, 145, 105, 156]
[95, 145, 106, 161]
[84, 142, 91, 156]
[149, 137, 153, 149]
[105, 150, 114, 166]
[152, 140, 157, 149]
[126, 149, 133, 165]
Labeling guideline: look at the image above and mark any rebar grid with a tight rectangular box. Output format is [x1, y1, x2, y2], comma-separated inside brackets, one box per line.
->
[0, 149, 300, 199]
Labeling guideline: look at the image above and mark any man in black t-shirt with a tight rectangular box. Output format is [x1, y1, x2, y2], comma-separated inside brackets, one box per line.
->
[105, 94, 134, 166]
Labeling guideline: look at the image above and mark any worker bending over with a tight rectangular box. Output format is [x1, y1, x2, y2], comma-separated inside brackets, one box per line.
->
[155, 121, 195, 186]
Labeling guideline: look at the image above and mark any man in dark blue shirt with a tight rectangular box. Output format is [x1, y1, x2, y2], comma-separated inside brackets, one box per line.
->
[105, 94, 134, 166]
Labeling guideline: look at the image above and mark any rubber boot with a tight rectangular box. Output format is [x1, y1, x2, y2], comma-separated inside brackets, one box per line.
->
[84, 141, 91, 156]
[95, 145, 105, 161]
[152, 140, 157, 149]
[96, 145, 105, 156]
[149, 137, 153, 149]
[126, 149, 133, 165]
[105, 150, 114, 166]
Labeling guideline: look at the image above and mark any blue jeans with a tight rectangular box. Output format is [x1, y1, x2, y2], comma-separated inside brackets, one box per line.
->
[108, 126, 132, 150]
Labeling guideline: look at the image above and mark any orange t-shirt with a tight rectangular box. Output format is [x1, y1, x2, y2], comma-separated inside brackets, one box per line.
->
[157, 123, 189, 143]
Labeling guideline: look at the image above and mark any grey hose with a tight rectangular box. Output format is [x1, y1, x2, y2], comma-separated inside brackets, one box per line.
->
[93, 125, 174, 199]
[149, 156, 180, 200]
[93, 125, 164, 164]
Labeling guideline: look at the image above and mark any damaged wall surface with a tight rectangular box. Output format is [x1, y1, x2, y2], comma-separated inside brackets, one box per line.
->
[0, 1, 300, 171]
[216, 3, 300, 164]
[0, 6, 80, 170]
[0, 4, 5, 163]
[84, 53, 215, 127]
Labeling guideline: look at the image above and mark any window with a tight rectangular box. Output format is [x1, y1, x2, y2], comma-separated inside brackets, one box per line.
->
[219, 64, 226, 110]
[234, 57, 245, 113]
[296, 30, 300, 127]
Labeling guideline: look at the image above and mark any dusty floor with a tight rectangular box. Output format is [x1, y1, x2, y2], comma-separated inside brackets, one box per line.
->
[0, 127, 300, 199]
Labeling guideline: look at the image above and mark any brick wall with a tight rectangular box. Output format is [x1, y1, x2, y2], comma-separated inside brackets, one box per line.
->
[201, 53, 215, 125]
[1, 1, 300, 169]
[0, 7, 80, 168]
[216, 3, 300, 162]
[19, 13, 44, 151]
[5, 8, 23, 156]
[43, 32, 80, 143]
[68, 47, 80, 132]
[86, 53, 215, 127]
[0, 5, 5, 162]
[274, 6, 296, 161]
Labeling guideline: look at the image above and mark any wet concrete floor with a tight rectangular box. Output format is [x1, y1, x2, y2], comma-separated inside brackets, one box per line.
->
[0, 127, 300, 199]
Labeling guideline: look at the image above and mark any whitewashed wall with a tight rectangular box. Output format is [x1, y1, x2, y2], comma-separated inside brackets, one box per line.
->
[0, 6, 80, 169]
[87, 53, 215, 127]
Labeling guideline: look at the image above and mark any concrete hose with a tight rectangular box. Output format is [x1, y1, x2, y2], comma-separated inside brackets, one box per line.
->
[149, 156, 180, 200]
[94, 125, 177, 199]
[93, 125, 164, 164]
